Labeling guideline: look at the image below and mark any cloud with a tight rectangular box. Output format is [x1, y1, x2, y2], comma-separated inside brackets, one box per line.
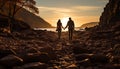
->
[35, 0, 108, 27]
[72, 6, 100, 10]
[37, 6, 101, 27]
[38, 6, 73, 13]
[97, 0, 109, 2]
[38, 6, 101, 16]
[38, 6, 101, 12]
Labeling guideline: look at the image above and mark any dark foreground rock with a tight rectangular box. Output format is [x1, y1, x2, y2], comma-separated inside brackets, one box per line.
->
[21, 62, 48, 69]
[0, 55, 23, 67]
[89, 54, 109, 64]
[19, 53, 50, 64]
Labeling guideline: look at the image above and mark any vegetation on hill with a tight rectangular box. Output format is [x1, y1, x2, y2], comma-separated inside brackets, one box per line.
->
[0, 0, 38, 33]
[15, 8, 52, 28]
[80, 22, 98, 29]
[0, 0, 52, 33]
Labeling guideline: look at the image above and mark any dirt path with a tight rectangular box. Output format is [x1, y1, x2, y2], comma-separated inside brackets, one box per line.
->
[50, 32, 78, 69]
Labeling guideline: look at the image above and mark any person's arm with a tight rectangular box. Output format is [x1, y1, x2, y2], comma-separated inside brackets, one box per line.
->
[61, 23, 64, 29]
[65, 22, 69, 29]
[73, 21, 75, 30]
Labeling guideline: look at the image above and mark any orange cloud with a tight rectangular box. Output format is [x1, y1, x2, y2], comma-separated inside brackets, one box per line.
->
[72, 6, 100, 10]
[37, 6, 100, 27]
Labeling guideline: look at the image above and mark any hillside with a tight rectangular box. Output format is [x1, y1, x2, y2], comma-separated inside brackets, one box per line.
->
[80, 22, 98, 29]
[0, 5, 52, 28]
[16, 9, 52, 28]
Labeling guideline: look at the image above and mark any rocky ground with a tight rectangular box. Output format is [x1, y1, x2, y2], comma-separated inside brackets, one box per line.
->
[0, 0, 120, 68]
[0, 29, 120, 69]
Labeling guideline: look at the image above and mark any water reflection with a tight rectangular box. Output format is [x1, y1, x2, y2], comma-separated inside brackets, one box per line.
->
[34, 27, 81, 32]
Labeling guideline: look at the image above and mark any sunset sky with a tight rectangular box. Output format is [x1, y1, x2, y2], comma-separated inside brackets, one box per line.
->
[36, 0, 108, 27]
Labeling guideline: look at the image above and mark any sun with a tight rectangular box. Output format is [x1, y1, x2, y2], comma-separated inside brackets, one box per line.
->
[61, 17, 69, 27]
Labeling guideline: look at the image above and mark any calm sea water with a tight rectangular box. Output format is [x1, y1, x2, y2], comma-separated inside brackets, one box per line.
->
[34, 27, 81, 32]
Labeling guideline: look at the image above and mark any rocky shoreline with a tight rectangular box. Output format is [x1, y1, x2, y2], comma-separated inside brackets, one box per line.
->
[0, 29, 119, 69]
[0, 0, 120, 69]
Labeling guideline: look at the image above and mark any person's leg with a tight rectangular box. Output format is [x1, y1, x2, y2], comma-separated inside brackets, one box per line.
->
[59, 30, 61, 39]
[58, 30, 61, 39]
[70, 30, 72, 40]
[71, 29, 73, 40]
[69, 29, 72, 40]
[69, 29, 70, 40]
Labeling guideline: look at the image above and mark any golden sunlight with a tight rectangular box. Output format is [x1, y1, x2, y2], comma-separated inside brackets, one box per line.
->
[61, 17, 69, 27]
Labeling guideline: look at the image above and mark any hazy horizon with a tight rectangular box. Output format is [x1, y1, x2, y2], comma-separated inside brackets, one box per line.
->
[36, 0, 108, 27]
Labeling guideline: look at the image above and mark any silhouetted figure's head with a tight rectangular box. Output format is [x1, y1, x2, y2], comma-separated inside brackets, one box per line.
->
[69, 17, 71, 20]
[58, 19, 61, 22]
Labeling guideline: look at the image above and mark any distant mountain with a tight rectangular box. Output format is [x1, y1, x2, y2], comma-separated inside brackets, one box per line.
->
[80, 22, 98, 29]
[16, 9, 52, 28]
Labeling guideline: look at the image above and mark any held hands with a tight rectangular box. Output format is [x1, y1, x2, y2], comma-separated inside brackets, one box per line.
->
[63, 27, 66, 30]
[62, 26, 66, 30]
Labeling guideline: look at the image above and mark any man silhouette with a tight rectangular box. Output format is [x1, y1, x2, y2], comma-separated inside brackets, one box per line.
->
[64, 17, 75, 40]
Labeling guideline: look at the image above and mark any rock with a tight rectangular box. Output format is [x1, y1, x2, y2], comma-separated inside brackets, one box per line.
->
[113, 64, 120, 69]
[112, 44, 120, 55]
[13, 66, 23, 69]
[53, 65, 61, 69]
[112, 22, 120, 31]
[40, 46, 57, 60]
[26, 47, 40, 53]
[103, 64, 120, 69]
[0, 55, 23, 67]
[110, 56, 120, 63]
[21, 53, 50, 63]
[0, 49, 16, 58]
[114, 31, 120, 36]
[103, 64, 116, 69]
[75, 54, 93, 61]
[77, 59, 92, 66]
[99, 0, 120, 29]
[115, 35, 120, 41]
[66, 64, 78, 69]
[22, 62, 48, 69]
[73, 46, 91, 54]
[72, 40, 80, 44]
[89, 54, 109, 64]
[0, 65, 6, 69]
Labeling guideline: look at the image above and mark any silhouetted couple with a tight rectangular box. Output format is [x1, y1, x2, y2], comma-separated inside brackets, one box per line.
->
[56, 17, 75, 40]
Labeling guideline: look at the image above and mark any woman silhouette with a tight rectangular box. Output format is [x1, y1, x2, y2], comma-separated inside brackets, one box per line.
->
[56, 19, 64, 39]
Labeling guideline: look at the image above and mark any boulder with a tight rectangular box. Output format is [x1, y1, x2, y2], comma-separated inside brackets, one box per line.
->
[103, 64, 118, 69]
[103, 64, 120, 69]
[40, 46, 57, 60]
[89, 54, 109, 64]
[77, 59, 92, 66]
[0, 49, 16, 58]
[99, 0, 120, 29]
[112, 44, 120, 55]
[75, 54, 93, 61]
[113, 64, 120, 69]
[21, 53, 50, 63]
[22, 62, 48, 69]
[26, 47, 40, 53]
[110, 56, 120, 63]
[0, 65, 6, 69]
[73, 46, 91, 54]
[0, 55, 23, 67]
[66, 64, 78, 69]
